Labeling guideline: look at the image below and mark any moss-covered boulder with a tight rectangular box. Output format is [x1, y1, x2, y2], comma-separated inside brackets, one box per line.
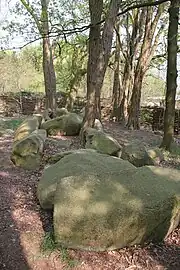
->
[62, 113, 83, 135]
[37, 150, 180, 251]
[85, 128, 121, 157]
[41, 113, 82, 136]
[37, 149, 135, 209]
[56, 107, 69, 117]
[42, 109, 53, 123]
[14, 116, 42, 143]
[41, 117, 64, 135]
[11, 129, 47, 170]
[121, 143, 163, 167]
[47, 149, 98, 165]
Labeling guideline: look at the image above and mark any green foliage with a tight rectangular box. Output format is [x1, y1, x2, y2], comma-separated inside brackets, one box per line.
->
[55, 37, 87, 94]
[141, 73, 166, 103]
[22, 46, 43, 72]
[40, 232, 56, 254]
[0, 49, 44, 93]
[59, 246, 78, 269]
[0, 118, 24, 130]
[1, 0, 90, 48]
[41, 232, 78, 268]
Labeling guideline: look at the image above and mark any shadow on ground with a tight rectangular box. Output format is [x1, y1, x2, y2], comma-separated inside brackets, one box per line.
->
[0, 137, 30, 270]
[0, 133, 179, 270]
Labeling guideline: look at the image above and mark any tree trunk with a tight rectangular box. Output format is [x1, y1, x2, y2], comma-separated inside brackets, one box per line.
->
[112, 23, 120, 119]
[127, 5, 165, 129]
[127, 70, 143, 129]
[19, 0, 57, 114]
[117, 9, 146, 123]
[80, 0, 103, 145]
[42, 37, 56, 113]
[118, 64, 132, 123]
[81, 0, 120, 145]
[160, 0, 179, 150]
[94, 0, 120, 122]
[41, 0, 56, 114]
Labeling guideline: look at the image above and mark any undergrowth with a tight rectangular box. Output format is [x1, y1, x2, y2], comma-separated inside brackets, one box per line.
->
[0, 118, 23, 130]
[41, 232, 78, 269]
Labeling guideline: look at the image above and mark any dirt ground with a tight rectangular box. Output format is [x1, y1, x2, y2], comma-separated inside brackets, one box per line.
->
[0, 121, 179, 270]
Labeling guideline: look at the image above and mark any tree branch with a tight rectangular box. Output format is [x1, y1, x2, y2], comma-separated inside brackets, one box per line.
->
[20, 0, 42, 32]
[152, 47, 180, 60]
[6, 0, 170, 50]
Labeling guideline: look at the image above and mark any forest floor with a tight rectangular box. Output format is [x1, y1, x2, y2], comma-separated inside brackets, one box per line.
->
[0, 120, 179, 270]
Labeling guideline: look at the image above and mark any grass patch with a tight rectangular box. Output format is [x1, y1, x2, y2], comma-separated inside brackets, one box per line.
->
[0, 118, 23, 130]
[41, 232, 78, 268]
[160, 141, 180, 170]
[40, 232, 56, 254]
[59, 246, 78, 269]
[170, 142, 180, 157]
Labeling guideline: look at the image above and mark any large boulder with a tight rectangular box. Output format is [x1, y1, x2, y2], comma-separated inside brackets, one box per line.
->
[14, 116, 42, 143]
[11, 129, 47, 170]
[41, 117, 64, 135]
[37, 150, 180, 251]
[121, 143, 164, 167]
[62, 113, 83, 135]
[85, 128, 121, 157]
[41, 113, 83, 136]
[47, 149, 98, 165]
[37, 149, 135, 209]
[56, 107, 69, 117]
[41, 110, 53, 123]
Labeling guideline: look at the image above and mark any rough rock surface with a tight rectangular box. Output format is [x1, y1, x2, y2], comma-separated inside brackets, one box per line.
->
[121, 143, 164, 167]
[56, 107, 69, 117]
[11, 129, 47, 170]
[14, 116, 42, 142]
[37, 149, 135, 209]
[85, 128, 121, 157]
[37, 150, 180, 251]
[41, 113, 82, 136]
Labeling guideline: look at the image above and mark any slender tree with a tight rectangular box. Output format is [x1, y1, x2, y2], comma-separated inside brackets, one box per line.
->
[117, 9, 146, 123]
[111, 21, 121, 119]
[81, 0, 120, 144]
[160, 0, 179, 150]
[127, 4, 165, 129]
[20, 0, 56, 113]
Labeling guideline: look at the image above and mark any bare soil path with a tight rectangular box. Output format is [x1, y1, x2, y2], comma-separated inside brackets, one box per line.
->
[0, 122, 179, 270]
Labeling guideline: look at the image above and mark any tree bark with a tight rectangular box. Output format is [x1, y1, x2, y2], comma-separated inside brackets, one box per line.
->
[41, 0, 56, 114]
[82, 0, 103, 134]
[94, 0, 120, 121]
[20, 0, 57, 114]
[112, 22, 120, 119]
[117, 9, 146, 123]
[127, 5, 165, 129]
[127, 70, 143, 129]
[81, 0, 120, 145]
[160, 0, 179, 150]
